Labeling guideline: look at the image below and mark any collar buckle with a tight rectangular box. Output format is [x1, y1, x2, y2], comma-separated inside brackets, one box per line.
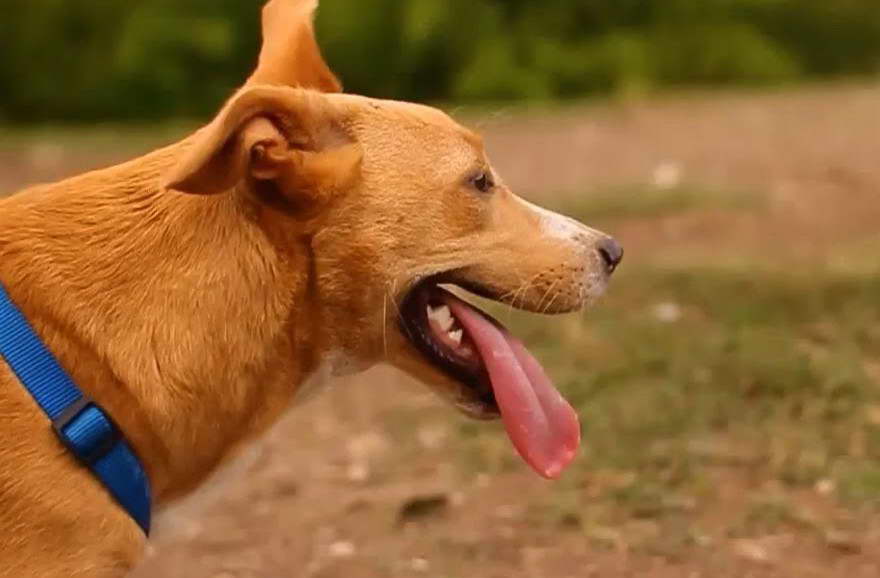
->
[52, 396, 122, 466]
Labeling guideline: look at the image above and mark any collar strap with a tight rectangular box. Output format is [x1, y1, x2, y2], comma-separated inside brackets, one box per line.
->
[0, 284, 151, 535]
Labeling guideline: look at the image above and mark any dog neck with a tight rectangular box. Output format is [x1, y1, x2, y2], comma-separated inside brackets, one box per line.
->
[0, 140, 326, 503]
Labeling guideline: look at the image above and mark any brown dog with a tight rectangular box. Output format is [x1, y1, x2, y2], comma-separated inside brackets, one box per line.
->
[0, 1, 622, 575]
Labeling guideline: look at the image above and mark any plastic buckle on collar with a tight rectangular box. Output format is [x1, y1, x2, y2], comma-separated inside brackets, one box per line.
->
[52, 397, 122, 466]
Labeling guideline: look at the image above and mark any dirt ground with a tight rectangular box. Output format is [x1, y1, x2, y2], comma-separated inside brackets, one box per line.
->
[3, 83, 880, 577]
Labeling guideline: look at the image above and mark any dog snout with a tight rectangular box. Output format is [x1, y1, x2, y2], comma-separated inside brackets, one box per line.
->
[597, 237, 624, 274]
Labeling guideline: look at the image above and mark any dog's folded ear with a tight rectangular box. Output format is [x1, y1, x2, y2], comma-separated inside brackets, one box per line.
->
[163, 86, 361, 200]
[247, 0, 342, 93]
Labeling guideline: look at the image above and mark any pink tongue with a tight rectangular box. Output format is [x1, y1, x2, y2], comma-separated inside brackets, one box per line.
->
[446, 299, 581, 479]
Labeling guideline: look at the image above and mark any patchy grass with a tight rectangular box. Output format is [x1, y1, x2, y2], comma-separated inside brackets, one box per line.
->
[838, 465, 880, 507]
[556, 184, 765, 222]
[731, 494, 811, 536]
[455, 265, 880, 535]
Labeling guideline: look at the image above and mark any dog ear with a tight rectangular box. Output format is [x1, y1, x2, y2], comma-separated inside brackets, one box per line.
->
[163, 86, 361, 200]
[246, 0, 342, 93]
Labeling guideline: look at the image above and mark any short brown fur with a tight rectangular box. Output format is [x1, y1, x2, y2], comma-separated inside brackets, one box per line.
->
[0, 2, 616, 575]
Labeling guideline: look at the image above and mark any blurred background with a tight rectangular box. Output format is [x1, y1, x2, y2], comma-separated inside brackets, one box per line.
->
[3, 1, 880, 577]
[2, 0, 880, 121]
[0, 0, 880, 122]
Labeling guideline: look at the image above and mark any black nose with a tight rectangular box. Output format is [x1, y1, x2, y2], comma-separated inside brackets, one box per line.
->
[597, 237, 624, 273]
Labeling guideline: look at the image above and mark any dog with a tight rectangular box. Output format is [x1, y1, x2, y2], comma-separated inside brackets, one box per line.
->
[0, 1, 622, 575]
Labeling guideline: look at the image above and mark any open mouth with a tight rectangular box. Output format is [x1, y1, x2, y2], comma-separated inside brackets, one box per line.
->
[399, 276, 581, 480]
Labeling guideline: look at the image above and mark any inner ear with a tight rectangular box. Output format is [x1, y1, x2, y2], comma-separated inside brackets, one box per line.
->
[244, 117, 294, 181]
[164, 86, 360, 199]
[163, 116, 290, 196]
[245, 118, 362, 198]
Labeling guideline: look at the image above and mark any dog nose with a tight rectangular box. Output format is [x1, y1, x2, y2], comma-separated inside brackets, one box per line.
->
[597, 237, 624, 274]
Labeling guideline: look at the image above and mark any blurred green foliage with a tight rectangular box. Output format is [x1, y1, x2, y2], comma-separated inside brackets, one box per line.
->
[1, 0, 879, 122]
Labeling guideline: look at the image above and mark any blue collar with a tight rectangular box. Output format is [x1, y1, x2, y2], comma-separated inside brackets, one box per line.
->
[0, 283, 151, 535]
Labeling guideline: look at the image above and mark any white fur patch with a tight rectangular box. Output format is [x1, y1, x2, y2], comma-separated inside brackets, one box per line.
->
[517, 197, 602, 245]
[515, 196, 611, 302]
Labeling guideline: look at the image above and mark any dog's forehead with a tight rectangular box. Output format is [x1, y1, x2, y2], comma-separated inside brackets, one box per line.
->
[370, 99, 457, 127]
[334, 94, 483, 148]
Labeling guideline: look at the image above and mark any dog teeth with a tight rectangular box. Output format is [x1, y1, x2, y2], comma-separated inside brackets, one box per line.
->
[427, 304, 454, 332]
[448, 329, 463, 346]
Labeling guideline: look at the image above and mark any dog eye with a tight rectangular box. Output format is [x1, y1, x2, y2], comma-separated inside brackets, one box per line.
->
[471, 171, 495, 193]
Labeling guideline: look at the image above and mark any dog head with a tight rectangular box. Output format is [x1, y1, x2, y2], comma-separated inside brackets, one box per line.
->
[164, 0, 622, 478]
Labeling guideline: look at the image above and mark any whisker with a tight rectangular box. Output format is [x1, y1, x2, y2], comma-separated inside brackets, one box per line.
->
[382, 279, 405, 360]
[382, 292, 388, 359]
[387, 279, 403, 318]
[539, 279, 562, 314]
[544, 288, 565, 315]
[506, 279, 530, 323]
[496, 283, 526, 317]
[510, 270, 548, 319]
[495, 280, 525, 304]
